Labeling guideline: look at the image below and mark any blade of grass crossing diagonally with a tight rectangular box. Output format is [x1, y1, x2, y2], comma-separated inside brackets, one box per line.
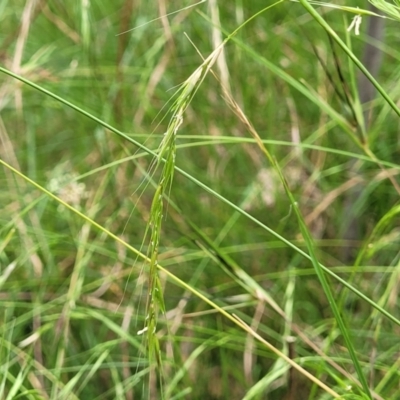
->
[0, 159, 368, 399]
[0, 159, 341, 398]
[1, 56, 399, 327]
[0, 84, 398, 331]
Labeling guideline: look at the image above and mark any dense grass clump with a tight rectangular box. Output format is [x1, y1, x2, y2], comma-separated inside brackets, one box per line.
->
[0, 1, 399, 399]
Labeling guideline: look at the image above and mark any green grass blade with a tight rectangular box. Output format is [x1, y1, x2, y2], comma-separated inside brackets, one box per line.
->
[275, 164, 372, 399]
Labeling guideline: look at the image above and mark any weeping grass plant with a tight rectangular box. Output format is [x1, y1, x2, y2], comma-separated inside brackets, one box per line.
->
[0, 1, 400, 399]
[140, 53, 215, 377]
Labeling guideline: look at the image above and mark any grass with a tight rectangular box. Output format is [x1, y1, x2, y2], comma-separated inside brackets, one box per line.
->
[0, 1, 400, 399]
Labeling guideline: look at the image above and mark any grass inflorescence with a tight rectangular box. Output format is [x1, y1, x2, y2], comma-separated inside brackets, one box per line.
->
[0, 1, 399, 399]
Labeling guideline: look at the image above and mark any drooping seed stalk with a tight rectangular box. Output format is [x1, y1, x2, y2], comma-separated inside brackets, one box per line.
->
[140, 51, 220, 375]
